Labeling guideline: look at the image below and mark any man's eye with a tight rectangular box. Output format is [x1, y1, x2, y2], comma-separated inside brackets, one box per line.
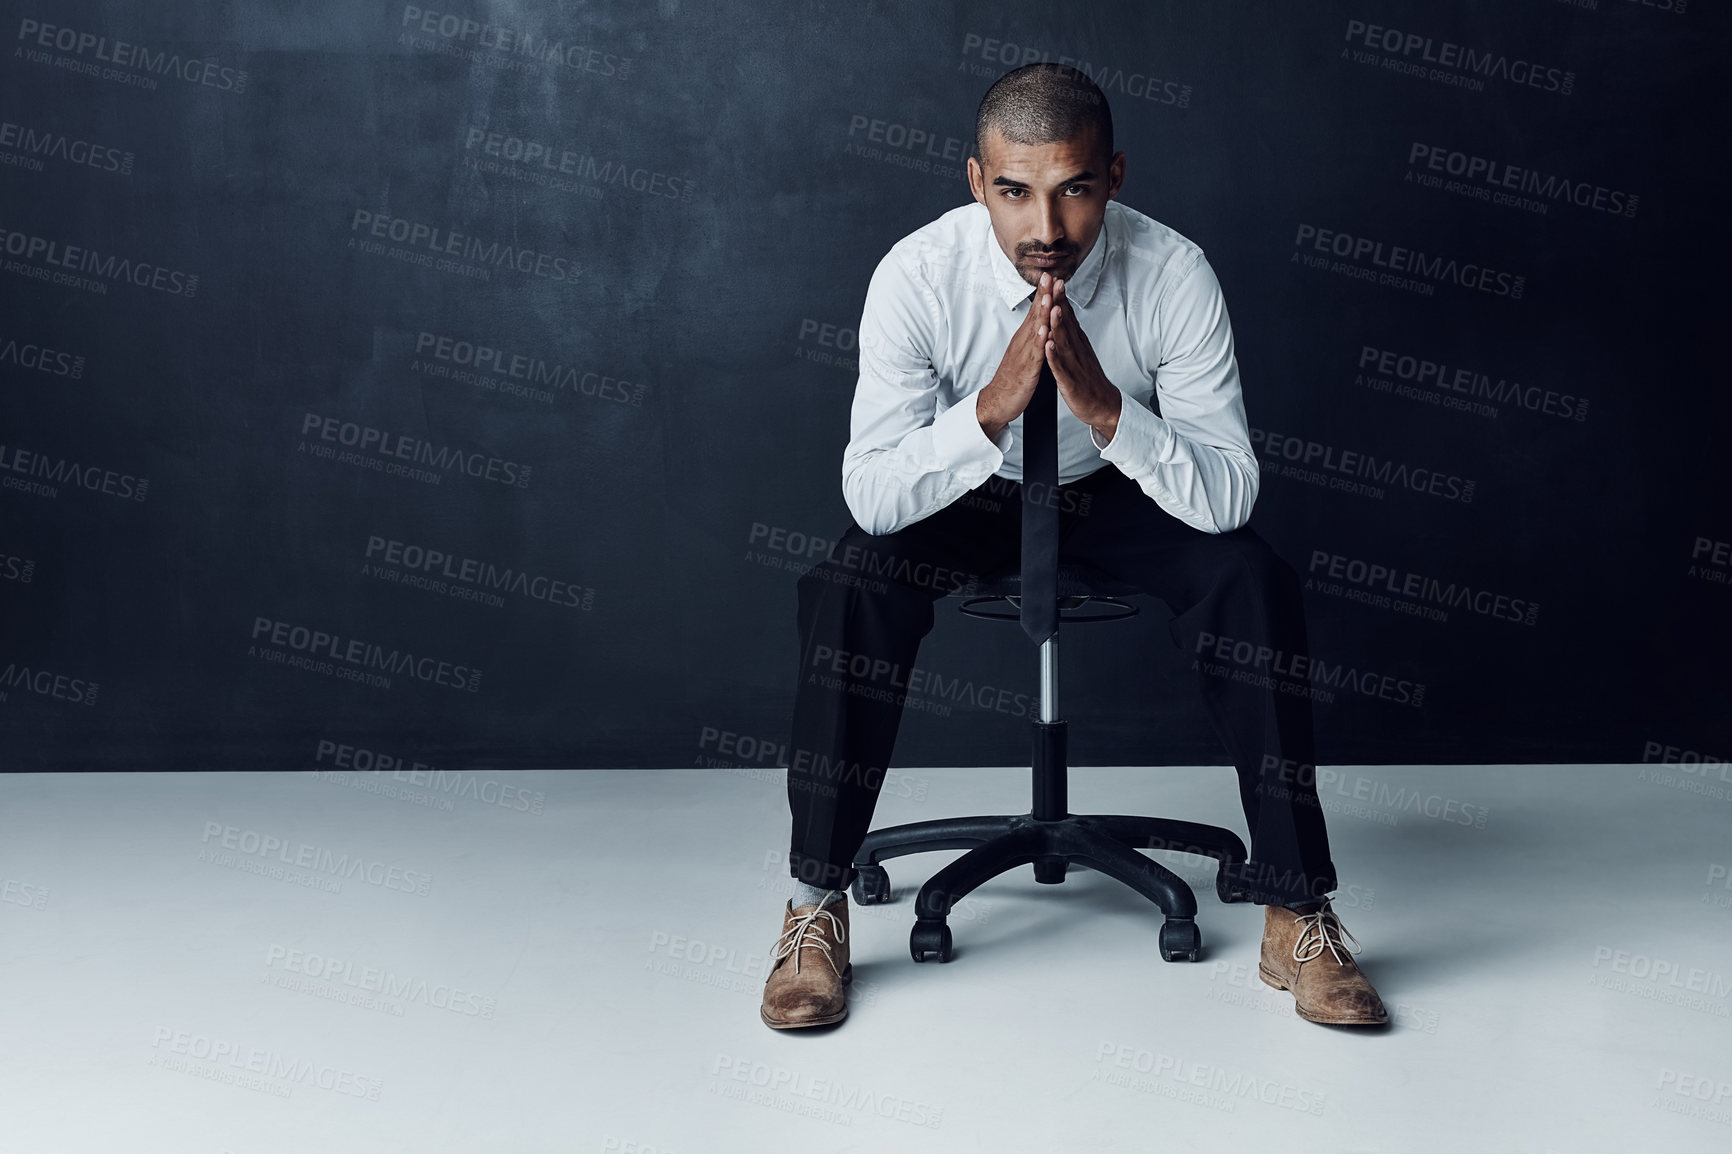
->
[1000, 186, 1085, 198]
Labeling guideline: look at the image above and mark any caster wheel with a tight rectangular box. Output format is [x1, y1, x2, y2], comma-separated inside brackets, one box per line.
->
[1216, 864, 1251, 904]
[910, 921, 953, 963]
[1033, 858, 1066, 884]
[1159, 918, 1202, 963]
[851, 864, 891, 905]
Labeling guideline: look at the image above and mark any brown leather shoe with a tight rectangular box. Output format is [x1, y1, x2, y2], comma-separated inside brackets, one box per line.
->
[1259, 900, 1389, 1026]
[760, 895, 852, 1030]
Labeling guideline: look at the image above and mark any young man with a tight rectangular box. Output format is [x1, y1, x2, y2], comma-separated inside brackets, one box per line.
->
[761, 64, 1387, 1031]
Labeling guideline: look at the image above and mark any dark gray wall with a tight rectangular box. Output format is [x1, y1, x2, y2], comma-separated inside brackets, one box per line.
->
[2, 0, 1726, 773]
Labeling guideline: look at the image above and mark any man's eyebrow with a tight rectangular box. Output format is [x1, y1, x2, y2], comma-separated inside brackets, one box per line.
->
[990, 170, 1097, 189]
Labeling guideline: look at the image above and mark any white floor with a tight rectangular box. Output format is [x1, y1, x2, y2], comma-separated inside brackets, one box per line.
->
[2, 760, 1730, 1152]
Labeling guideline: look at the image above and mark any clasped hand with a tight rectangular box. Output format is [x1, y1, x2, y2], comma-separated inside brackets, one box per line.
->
[978, 271, 1122, 444]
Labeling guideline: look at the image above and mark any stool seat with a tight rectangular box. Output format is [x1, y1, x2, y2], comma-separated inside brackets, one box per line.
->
[953, 561, 1142, 624]
[958, 561, 1142, 601]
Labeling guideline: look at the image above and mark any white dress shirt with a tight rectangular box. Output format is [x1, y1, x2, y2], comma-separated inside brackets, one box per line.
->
[841, 198, 1260, 536]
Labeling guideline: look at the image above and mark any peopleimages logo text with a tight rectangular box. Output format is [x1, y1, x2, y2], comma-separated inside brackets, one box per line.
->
[312, 739, 546, 814]
[0, 659, 99, 705]
[397, 5, 632, 77]
[461, 127, 693, 200]
[1307, 549, 1539, 626]
[1249, 427, 1475, 504]
[0, 331, 85, 377]
[1293, 224, 1523, 298]
[1357, 345, 1587, 422]
[0, 118, 134, 174]
[199, 823, 432, 897]
[300, 413, 531, 488]
[15, 18, 249, 92]
[414, 330, 645, 404]
[250, 617, 482, 693]
[1343, 19, 1574, 95]
[0, 225, 197, 295]
[349, 209, 577, 284]
[1406, 143, 1636, 218]
[364, 536, 592, 609]
[0, 441, 148, 501]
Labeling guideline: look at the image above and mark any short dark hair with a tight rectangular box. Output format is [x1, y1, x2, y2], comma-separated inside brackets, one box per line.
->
[974, 63, 1113, 169]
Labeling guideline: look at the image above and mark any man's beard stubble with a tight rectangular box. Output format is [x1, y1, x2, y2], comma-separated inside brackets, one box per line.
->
[1015, 241, 1079, 286]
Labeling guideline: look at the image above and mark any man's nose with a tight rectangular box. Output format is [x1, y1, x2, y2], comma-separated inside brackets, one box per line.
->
[1032, 197, 1065, 247]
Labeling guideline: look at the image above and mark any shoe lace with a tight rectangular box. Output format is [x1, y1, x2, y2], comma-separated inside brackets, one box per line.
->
[1291, 899, 1363, 967]
[771, 896, 846, 978]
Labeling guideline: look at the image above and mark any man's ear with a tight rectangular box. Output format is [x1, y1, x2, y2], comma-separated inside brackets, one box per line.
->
[1106, 151, 1126, 201]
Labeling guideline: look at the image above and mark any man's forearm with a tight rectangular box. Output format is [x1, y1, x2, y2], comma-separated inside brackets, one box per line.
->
[1093, 398, 1260, 533]
[976, 378, 1014, 443]
[845, 393, 1011, 535]
[1087, 389, 1122, 446]
[977, 376, 1124, 443]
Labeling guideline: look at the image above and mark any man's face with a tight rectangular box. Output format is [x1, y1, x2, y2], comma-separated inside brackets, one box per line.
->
[967, 125, 1125, 288]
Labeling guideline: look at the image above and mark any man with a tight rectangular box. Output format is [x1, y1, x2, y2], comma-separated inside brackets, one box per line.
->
[761, 64, 1387, 1031]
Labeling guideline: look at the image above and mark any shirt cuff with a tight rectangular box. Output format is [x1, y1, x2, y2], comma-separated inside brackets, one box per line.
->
[932, 388, 1012, 472]
[1092, 391, 1171, 476]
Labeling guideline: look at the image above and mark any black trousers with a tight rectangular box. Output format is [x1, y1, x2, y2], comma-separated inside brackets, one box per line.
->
[783, 463, 1337, 907]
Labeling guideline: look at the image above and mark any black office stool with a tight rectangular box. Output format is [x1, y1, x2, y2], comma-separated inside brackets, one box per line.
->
[850, 560, 1253, 964]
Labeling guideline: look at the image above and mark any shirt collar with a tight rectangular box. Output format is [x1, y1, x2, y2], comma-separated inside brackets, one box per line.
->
[985, 201, 1112, 311]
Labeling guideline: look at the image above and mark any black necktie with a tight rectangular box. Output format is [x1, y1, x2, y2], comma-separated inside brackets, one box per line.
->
[1020, 361, 1060, 646]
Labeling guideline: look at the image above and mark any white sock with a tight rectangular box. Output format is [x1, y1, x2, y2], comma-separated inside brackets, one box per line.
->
[791, 881, 844, 909]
